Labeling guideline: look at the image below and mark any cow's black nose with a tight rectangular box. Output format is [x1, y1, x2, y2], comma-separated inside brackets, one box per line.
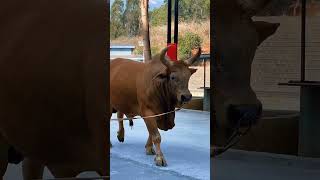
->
[227, 103, 262, 127]
[181, 94, 192, 102]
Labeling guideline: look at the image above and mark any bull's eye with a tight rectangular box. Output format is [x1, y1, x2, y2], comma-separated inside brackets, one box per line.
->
[170, 74, 178, 81]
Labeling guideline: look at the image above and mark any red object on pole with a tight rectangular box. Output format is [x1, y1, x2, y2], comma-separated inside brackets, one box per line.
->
[167, 43, 178, 61]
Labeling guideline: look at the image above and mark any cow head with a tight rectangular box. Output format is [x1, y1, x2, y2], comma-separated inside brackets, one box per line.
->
[214, 0, 280, 129]
[146, 47, 201, 131]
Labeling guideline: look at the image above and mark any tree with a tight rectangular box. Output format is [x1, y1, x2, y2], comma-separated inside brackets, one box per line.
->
[124, 0, 141, 37]
[140, 0, 152, 61]
[153, 0, 210, 24]
[150, 4, 167, 26]
[110, 0, 125, 39]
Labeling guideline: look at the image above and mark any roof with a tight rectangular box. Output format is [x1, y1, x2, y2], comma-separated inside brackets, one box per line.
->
[110, 45, 135, 49]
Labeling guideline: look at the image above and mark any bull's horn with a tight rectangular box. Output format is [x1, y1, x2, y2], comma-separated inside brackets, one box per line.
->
[185, 47, 201, 66]
[237, 0, 271, 16]
[160, 47, 174, 68]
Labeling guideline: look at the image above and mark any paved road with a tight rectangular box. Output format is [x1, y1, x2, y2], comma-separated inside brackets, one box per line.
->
[110, 109, 210, 180]
[3, 109, 210, 180]
[212, 149, 320, 180]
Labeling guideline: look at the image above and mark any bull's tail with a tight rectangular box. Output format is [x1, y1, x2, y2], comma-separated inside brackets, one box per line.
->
[129, 119, 134, 127]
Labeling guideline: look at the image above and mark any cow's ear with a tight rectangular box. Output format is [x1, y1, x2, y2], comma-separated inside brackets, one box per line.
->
[253, 21, 280, 46]
[189, 68, 197, 75]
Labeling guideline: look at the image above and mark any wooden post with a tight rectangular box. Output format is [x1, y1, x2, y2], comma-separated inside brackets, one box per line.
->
[140, 0, 152, 62]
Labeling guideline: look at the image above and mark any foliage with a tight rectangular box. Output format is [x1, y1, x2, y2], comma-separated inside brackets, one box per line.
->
[123, 0, 141, 37]
[178, 0, 210, 22]
[150, 0, 210, 26]
[150, 4, 167, 26]
[178, 32, 202, 59]
[151, 46, 160, 56]
[110, 0, 125, 39]
[133, 46, 143, 55]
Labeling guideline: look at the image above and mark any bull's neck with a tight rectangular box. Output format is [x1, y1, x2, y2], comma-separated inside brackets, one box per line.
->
[147, 78, 177, 113]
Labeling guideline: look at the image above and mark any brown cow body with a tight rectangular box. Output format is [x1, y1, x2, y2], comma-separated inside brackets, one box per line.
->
[0, 0, 108, 179]
[109, 47, 200, 166]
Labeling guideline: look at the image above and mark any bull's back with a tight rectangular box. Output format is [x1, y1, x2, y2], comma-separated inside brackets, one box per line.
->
[110, 59, 144, 115]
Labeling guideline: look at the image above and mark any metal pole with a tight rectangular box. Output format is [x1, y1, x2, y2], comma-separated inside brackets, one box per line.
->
[174, 0, 178, 44]
[301, 0, 306, 82]
[167, 0, 172, 44]
[204, 59, 206, 88]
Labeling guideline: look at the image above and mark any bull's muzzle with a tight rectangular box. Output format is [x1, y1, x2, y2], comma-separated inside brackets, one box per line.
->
[181, 93, 192, 103]
[227, 103, 262, 127]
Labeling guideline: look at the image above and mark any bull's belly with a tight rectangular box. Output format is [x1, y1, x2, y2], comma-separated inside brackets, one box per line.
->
[111, 98, 140, 117]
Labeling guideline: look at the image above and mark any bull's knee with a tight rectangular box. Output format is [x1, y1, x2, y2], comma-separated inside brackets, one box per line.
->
[151, 133, 161, 144]
[145, 146, 156, 155]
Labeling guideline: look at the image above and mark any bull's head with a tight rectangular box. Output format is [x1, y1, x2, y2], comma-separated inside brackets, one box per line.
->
[147, 47, 201, 131]
[214, 0, 280, 130]
[159, 47, 201, 106]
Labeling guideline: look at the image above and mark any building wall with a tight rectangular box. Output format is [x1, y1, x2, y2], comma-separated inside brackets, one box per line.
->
[251, 16, 320, 111]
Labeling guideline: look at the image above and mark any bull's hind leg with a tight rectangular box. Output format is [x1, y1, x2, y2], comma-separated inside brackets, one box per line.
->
[117, 111, 125, 142]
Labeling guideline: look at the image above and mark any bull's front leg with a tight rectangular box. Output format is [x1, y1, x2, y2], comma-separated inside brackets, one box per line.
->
[145, 135, 155, 155]
[142, 109, 167, 167]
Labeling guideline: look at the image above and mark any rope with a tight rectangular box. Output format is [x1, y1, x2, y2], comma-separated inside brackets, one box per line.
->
[109, 108, 181, 121]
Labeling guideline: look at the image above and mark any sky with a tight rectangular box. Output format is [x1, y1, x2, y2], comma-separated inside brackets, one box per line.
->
[110, 0, 164, 10]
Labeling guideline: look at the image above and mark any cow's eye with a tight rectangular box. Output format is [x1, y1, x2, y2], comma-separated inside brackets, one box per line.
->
[171, 76, 175, 80]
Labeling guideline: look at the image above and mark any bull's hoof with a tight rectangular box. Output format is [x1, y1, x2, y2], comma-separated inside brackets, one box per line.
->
[145, 146, 156, 155]
[154, 154, 167, 167]
[117, 131, 124, 142]
[117, 135, 124, 142]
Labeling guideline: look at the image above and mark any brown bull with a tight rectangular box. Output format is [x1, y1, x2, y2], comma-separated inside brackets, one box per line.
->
[0, 0, 108, 179]
[212, 0, 280, 150]
[109, 47, 201, 166]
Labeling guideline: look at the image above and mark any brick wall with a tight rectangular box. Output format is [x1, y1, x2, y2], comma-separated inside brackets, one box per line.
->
[251, 16, 320, 110]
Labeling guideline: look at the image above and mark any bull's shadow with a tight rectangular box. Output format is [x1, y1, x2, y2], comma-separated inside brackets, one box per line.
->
[211, 0, 280, 156]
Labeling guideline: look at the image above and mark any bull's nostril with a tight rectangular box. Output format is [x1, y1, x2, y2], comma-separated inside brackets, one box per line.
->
[181, 94, 192, 102]
[181, 95, 186, 102]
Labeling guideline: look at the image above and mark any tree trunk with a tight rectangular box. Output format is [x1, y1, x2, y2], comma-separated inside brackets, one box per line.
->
[140, 0, 152, 62]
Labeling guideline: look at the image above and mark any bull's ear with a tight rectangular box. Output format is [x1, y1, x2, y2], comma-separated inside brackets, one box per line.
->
[189, 68, 197, 75]
[254, 21, 280, 46]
